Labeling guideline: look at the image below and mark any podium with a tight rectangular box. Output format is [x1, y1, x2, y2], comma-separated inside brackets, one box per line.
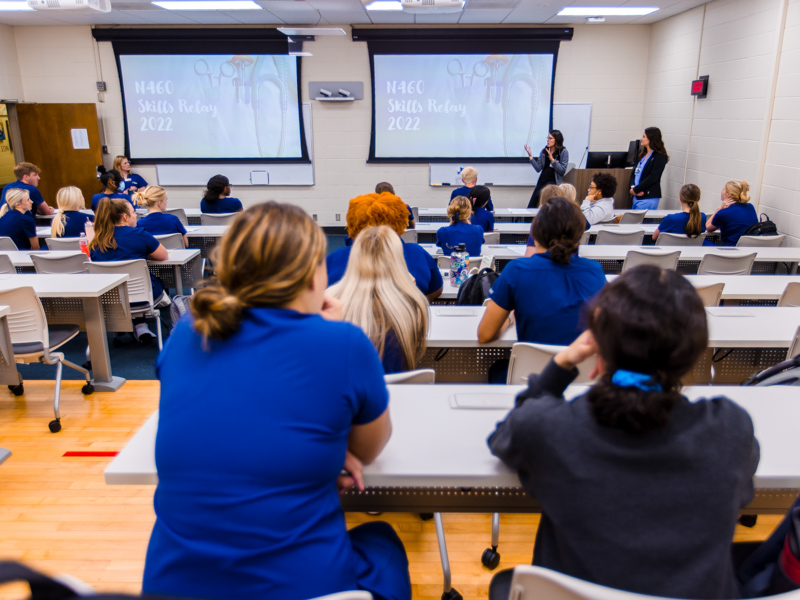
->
[564, 168, 633, 209]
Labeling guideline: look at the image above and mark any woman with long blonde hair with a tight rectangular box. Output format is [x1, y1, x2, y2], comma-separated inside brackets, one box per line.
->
[329, 225, 429, 374]
[52, 186, 93, 238]
[113, 155, 147, 194]
[134, 186, 188, 248]
[705, 179, 758, 246]
[0, 188, 39, 249]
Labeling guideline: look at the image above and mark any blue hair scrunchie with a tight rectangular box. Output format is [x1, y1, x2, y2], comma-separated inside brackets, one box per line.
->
[611, 370, 663, 392]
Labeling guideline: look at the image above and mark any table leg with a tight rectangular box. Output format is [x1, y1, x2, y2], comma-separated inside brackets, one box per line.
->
[792, 262, 798, 275]
[82, 296, 126, 392]
[173, 265, 184, 296]
[0, 315, 20, 386]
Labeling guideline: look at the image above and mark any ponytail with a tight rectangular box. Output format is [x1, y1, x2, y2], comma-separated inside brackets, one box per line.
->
[203, 175, 229, 206]
[133, 185, 167, 210]
[587, 376, 680, 434]
[448, 196, 471, 225]
[52, 213, 67, 238]
[679, 184, 702, 238]
[53, 186, 86, 238]
[725, 180, 751, 204]
[89, 198, 130, 253]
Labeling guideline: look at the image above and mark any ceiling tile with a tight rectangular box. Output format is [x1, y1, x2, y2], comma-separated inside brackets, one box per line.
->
[458, 8, 513, 23]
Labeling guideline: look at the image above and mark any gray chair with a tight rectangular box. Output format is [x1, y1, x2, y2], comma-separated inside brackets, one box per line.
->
[45, 237, 81, 251]
[483, 232, 500, 245]
[200, 212, 237, 226]
[580, 230, 591, 245]
[655, 232, 706, 246]
[154, 233, 185, 249]
[618, 210, 646, 224]
[595, 229, 645, 246]
[621, 250, 680, 272]
[507, 342, 596, 385]
[400, 230, 418, 244]
[736, 234, 785, 247]
[0, 237, 18, 251]
[697, 252, 756, 276]
[384, 368, 435, 385]
[410, 206, 419, 224]
[0, 254, 15, 274]
[789, 325, 800, 359]
[31, 253, 88, 274]
[778, 282, 800, 307]
[165, 208, 188, 226]
[695, 282, 725, 307]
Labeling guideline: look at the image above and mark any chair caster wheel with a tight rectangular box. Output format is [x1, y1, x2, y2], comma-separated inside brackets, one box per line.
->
[82, 361, 92, 371]
[8, 384, 23, 396]
[481, 547, 501, 570]
[738, 514, 758, 528]
[419, 513, 434, 521]
[81, 384, 94, 395]
[49, 419, 61, 433]
[441, 588, 462, 600]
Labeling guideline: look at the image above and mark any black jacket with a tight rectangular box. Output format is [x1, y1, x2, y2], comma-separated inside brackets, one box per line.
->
[630, 151, 668, 199]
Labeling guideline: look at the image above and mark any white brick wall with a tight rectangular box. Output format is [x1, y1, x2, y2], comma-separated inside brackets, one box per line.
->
[0, 25, 23, 100]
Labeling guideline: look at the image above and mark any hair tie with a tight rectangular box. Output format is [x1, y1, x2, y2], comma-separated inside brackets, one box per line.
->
[611, 370, 662, 392]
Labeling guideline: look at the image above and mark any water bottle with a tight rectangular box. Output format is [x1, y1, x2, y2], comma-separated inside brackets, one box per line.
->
[79, 232, 90, 259]
[450, 243, 469, 287]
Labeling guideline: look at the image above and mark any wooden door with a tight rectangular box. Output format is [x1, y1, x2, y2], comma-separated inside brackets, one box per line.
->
[15, 104, 103, 209]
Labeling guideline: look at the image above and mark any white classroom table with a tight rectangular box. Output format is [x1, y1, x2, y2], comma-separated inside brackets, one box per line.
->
[0, 273, 131, 391]
[104, 384, 800, 514]
[417, 207, 677, 222]
[415, 222, 659, 236]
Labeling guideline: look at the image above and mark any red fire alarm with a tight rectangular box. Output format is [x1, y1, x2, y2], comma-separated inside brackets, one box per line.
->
[691, 76, 709, 98]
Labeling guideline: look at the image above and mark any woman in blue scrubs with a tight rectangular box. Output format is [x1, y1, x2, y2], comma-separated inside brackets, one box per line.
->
[92, 168, 130, 212]
[114, 155, 148, 194]
[200, 175, 243, 214]
[0, 188, 39, 249]
[705, 180, 757, 246]
[51, 186, 93, 239]
[134, 186, 188, 248]
[436, 196, 485, 257]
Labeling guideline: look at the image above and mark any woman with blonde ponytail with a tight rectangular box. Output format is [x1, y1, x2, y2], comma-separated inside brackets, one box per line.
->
[143, 202, 410, 600]
[652, 183, 706, 242]
[52, 186, 93, 238]
[329, 225, 428, 374]
[436, 195, 484, 256]
[705, 179, 758, 246]
[0, 189, 39, 249]
[134, 186, 188, 248]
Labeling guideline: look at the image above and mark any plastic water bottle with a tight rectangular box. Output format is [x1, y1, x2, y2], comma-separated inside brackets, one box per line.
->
[450, 243, 469, 287]
[79, 232, 90, 259]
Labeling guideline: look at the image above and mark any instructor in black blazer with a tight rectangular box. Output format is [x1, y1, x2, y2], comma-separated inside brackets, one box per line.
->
[629, 127, 669, 210]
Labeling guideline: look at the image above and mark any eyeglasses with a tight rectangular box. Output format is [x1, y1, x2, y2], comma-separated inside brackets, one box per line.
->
[589, 184, 597, 189]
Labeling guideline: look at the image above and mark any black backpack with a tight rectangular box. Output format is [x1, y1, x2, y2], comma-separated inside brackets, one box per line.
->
[743, 213, 778, 236]
[456, 268, 499, 305]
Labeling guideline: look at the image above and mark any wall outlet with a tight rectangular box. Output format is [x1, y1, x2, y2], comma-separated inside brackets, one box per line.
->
[96, 81, 107, 92]
[335, 213, 341, 221]
[312, 214, 318, 221]
[102, 145, 108, 154]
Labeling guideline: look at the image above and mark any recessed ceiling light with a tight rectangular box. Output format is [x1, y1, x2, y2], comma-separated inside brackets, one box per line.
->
[0, 2, 32, 10]
[558, 6, 658, 16]
[152, 1, 261, 10]
[364, 0, 403, 10]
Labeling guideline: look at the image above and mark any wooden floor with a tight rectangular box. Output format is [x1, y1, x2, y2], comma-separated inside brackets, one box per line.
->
[0, 382, 783, 600]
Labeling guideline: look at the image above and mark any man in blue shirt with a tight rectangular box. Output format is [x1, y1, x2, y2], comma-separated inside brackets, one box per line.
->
[0, 162, 54, 215]
[450, 166, 494, 211]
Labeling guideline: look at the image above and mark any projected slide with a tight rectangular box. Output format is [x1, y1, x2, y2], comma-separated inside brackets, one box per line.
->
[373, 53, 553, 160]
[119, 54, 303, 160]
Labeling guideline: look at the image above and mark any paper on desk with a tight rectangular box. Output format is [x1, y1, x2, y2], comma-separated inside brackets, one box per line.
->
[185, 228, 198, 232]
[450, 393, 514, 410]
[706, 308, 756, 317]
[436, 308, 477, 316]
[506, 208, 531, 214]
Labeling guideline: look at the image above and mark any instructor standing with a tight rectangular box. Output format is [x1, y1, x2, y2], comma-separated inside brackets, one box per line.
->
[629, 127, 669, 210]
[525, 130, 569, 208]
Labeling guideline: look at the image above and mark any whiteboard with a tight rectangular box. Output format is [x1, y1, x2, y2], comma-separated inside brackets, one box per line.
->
[156, 103, 314, 186]
[428, 103, 592, 187]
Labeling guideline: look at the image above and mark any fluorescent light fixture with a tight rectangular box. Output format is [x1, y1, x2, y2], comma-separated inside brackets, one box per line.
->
[0, 1, 33, 10]
[278, 27, 346, 36]
[364, 0, 403, 10]
[152, 1, 261, 10]
[558, 6, 658, 16]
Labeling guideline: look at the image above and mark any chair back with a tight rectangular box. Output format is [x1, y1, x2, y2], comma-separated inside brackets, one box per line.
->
[0, 287, 48, 349]
[697, 252, 756, 276]
[384, 369, 436, 384]
[31, 253, 88, 274]
[400, 230, 418, 244]
[618, 210, 646, 224]
[484, 232, 500, 245]
[621, 250, 679, 272]
[655, 232, 705, 247]
[594, 229, 645, 246]
[0, 237, 18, 251]
[778, 282, 800, 307]
[580, 230, 590, 245]
[85, 259, 154, 304]
[507, 343, 595, 385]
[45, 237, 81, 251]
[154, 233, 185, 249]
[165, 208, 188, 225]
[789, 325, 800, 360]
[200, 212, 236, 226]
[695, 282, 725, 307]
[410, 206, 419, 223]
[0, 254, 14, 274]
[736, 234, 785, 247]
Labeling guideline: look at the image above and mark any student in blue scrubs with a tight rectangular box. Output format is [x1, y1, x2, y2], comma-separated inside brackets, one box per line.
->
[479, 196, 606, 346]
[705, 180, 758, 246]
[89, 198, 168, 343]
[375, 182, 415, 228]
[436, 196, 484, 257]
[629, 127, 669, 210]
[91, 168, 130, 212]
[327, 192, 443, 301]
[652, 183, 705, 243]
[450, 166, 494, 211]
[142, 202, 410, 600]
[0, 188, 40, 249]
[134, 186, 188, 248]
[200, 175, 243, 214]
[51, 186, 93, 239]
[469, 186, 495, 232]
[0, 162, 54, 215]
[114, 155, 148, 194]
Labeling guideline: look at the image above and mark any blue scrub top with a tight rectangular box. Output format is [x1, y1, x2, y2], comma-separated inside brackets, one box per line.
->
[0, 209, 36, 249]
[327, 240, 443, 297]
[137, 212, 188, 237]
[119, 173, 148, 193]
[472, 207, 495, 232]
[90, 226, 163, 297]
[57, 211, 94, 238]
[143, 308, 388, 600]
[658, 212, 707, 236]
[1, 181, 46, 213]
[201, 197, 243, 214]
[450, 185, 494, 211]
[91, 192, 132, 212]
[709, 202, 758, 246]
[436, 221, 484, 257]
[489, 252, 606, 345]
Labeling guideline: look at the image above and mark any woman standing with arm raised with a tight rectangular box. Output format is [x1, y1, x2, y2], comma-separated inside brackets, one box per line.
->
[525, 130, 569, 208]
[629, 127, 669, 210]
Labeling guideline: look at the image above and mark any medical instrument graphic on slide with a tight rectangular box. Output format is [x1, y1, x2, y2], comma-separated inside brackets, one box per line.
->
[501, 55, 541, 157]
[195, 57, 255, 104]
[484, 55, 510, 103]
[447, 58, 489, 87]
[194, 59, 236, 88]
[250, 55, 290, 157]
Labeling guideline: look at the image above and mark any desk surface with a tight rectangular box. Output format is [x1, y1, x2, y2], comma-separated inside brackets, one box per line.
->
[0, 249, 200, 267]
[0, 273, 129, 297]
[184, 226, 228, 237]
[416, 223, 660, 235]
[104, 384, 800, 490]
[417, 208, 678, 220]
